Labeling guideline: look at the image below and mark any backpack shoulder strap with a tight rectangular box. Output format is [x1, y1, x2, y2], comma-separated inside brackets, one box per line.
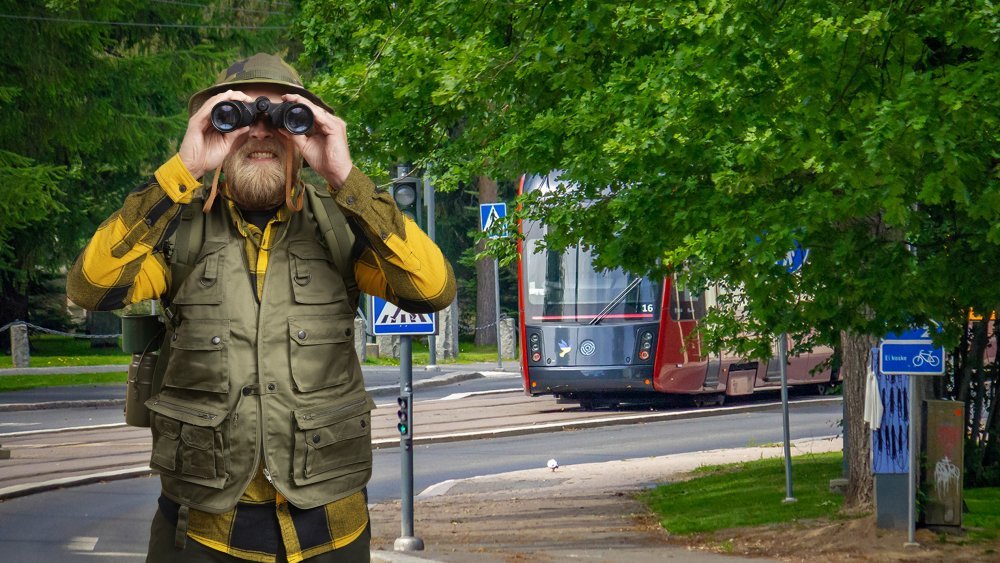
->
[165, 192, 207, 308]
[305, 184, 358, 303]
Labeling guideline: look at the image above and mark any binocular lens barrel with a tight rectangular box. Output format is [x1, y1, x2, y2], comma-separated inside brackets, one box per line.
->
[210, 96, 314, 135]
[279, 105, 313, 135]
[211, 101, 254, 133]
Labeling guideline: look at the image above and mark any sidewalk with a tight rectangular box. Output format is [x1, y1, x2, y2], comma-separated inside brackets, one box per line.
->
[367, 436, 843, 563]
[0, 362, 509, 410]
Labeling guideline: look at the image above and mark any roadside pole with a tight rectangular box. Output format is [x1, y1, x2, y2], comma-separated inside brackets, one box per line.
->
[777, 333, 796, 504]
[879, 327, 946, 547]
[369, 293, 436, 552]
[906, 375, 918, 546]
[775, 241, 808, 504]
[425, 168, 437, 370]
[394, 335, 424, 552]
[493, 258, 502, 369]
[480, 202, 508, 370]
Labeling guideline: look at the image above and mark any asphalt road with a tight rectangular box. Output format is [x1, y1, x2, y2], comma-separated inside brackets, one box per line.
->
[0, 394, 842, 561]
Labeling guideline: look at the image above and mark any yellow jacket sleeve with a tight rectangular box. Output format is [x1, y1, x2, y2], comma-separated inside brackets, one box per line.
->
[66, 154, 201, 311]
[331, 168, 456, 313]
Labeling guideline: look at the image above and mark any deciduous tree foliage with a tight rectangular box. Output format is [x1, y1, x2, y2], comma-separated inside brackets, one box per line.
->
[299, 1, 999, 507]
[0, 1, 291, 335]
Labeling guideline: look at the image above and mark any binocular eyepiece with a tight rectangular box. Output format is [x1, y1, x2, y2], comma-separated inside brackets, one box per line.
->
[211, 96, 314, 135]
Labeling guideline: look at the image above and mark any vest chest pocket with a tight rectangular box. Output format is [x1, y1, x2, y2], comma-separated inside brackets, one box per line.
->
[288, 241, 347, 305]
[147, 397, 229, 489]
[172, 241, 227, 305]
[292, 396, 374, 486]
[288, 315, 355, 392]
[163, 319, 230, 393]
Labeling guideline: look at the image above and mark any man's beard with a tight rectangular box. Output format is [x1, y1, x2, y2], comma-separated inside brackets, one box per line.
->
[221, 140, 299, 211]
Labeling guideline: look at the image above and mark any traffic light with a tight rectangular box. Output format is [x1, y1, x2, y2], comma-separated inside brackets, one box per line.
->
[397, 396, 410, 435]
[391, 173, 422, 226]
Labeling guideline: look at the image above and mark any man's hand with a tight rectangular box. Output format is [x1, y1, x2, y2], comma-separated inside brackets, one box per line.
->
[278, 94, 354, 188]
[177, 90, 256, 180]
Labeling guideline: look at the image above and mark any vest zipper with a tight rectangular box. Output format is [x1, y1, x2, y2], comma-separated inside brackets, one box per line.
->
[151, 398, 218, 421]
[299, 397, 367, 422]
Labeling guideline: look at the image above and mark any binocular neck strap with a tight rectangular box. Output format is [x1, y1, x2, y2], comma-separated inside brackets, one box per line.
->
[283, 138, 303, 212]
[202, 167, 223, 213]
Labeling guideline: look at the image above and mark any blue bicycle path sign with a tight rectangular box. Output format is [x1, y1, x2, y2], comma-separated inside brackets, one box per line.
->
[879, 326, 946, 376]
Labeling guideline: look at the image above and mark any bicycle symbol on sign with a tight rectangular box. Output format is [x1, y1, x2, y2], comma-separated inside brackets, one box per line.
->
[912, 349, 941, 368]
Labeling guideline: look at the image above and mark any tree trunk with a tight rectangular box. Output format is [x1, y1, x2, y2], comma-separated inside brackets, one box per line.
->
[475, 176, 498, 346]
[0, 277, 29, 354]
[841, 330, 877, 510]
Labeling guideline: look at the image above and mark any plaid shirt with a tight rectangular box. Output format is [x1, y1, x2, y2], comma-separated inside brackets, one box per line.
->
[67, 154, 456, 561]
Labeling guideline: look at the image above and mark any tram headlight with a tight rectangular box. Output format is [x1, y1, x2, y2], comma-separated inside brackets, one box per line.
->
[529, 332, 542, 362]
[637, 331, 654, 362]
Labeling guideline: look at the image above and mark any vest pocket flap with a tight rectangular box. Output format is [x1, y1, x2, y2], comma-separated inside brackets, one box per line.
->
[181, 425, 214, 450]
[294, 396, 374, 430]
[195, 240, 228, 262]
[171, 320, 229, 351]
[147, 397, 227, 428]
[288, 242, 331, 262]
[289, 315, 353, 346]
[302, 412, 370, 449]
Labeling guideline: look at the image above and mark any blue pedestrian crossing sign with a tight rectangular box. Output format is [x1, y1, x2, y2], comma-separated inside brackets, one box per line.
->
[370, 296, 437, 336]
[480, 203, 507, 239]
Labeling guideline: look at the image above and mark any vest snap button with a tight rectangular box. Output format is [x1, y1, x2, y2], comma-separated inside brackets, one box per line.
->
[211, 336, 221, 345]
[345, 328, 352, 337]
[267, 383, 276, 392]
[171, 334, 177, 342]
[242, 386, 252, 396]
[312, 434, 321, 444]
[360, 420, 366, 428]
[298, 330, 307, 340]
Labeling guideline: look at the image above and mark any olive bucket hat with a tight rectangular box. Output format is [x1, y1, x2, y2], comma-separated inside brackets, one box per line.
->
[187, 53, 333, 116]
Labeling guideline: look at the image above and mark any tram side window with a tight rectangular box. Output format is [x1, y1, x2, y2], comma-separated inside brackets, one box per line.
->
[670, 279, 707, 321]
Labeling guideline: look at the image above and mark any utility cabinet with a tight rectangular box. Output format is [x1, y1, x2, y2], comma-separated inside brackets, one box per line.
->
[923, 400, 964, 527]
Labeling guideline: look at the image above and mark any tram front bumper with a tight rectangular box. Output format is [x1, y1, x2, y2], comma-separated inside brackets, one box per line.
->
[526, 365, 655, 395]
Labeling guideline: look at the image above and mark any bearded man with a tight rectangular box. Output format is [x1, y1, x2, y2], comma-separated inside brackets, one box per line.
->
[67, 53, 456, 562]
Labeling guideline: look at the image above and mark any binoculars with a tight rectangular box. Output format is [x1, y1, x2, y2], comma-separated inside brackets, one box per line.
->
[211, 96, 314, 135]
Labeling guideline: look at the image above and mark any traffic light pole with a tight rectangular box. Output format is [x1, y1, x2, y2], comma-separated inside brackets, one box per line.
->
[394, 335, 424, 552]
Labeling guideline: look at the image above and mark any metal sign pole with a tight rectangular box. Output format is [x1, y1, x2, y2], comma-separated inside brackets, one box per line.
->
[394, 335, 424, 551]
[906, 374, 919, 547]
[778, 333, 796, 504]
[494, 258, 503, 369]
[425, 169, 437, 369]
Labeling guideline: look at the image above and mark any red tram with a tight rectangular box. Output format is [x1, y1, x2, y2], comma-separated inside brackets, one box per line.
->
[517, 173, 837, 408]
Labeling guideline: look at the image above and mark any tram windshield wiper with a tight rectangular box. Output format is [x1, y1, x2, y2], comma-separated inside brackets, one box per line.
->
[589, 276, 644, 325]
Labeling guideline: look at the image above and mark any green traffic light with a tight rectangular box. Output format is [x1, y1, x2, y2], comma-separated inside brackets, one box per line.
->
[397, 422, 408, 434]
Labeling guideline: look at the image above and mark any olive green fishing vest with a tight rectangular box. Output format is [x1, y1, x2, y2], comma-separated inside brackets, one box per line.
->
[146, 184, 375, 513]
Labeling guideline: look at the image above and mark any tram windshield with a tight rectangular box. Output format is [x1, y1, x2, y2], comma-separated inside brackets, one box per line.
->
[522, 237, 662, 322]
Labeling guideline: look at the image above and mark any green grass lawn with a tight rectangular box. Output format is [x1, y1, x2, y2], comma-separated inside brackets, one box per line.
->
[642, 452, 847, 534]
[0, 334, 130, 368]
[641, 451, 1000, 545]
[1, 335, 511, 391]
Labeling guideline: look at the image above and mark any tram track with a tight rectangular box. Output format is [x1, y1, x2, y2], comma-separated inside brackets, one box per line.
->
[0, 391, 841, 499]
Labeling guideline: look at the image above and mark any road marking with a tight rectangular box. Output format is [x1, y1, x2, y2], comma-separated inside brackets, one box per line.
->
[1, 422, 127, 438]
[0, 422, 41, 428]
[438, 388, 523, 401]
[76, 552, 145, 558]
[67, 536, 98, 551]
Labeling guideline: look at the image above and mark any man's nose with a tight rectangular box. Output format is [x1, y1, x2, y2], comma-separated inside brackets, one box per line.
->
[249, 116, 275, 139]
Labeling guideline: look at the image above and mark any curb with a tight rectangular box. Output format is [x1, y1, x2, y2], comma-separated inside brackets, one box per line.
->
[0, 466, 153, 501]
[371, 550, 442, 563]
[0, 372, 488, 412]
